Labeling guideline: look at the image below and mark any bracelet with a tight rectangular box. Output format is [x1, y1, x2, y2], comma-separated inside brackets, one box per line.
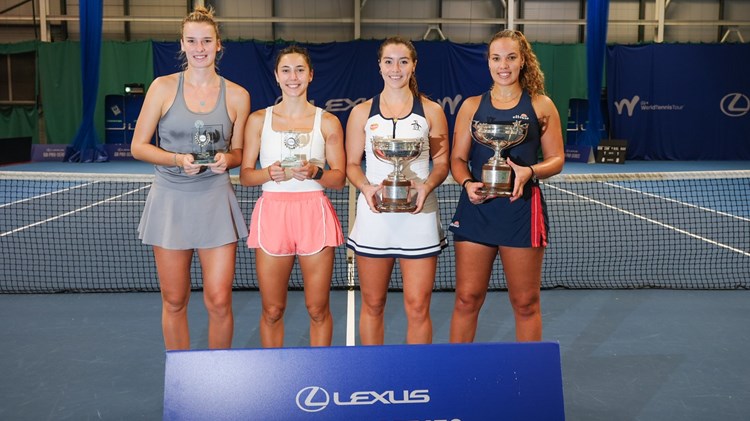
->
[360, 180, 370, 190]
[173, 153, 179, 167]
[461, 178, 473, 189]
[529, 165, 537, 180]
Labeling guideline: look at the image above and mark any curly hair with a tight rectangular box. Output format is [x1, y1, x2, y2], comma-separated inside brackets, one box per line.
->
[179, 6, 223, 69]
[487, 30, 546, 96]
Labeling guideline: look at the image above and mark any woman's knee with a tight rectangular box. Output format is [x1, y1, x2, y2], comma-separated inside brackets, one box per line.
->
[306, 303, 331, 324]
[261, 303, 286, 324]
[453, 290, 485, 314]
[509, 293, 540, 318]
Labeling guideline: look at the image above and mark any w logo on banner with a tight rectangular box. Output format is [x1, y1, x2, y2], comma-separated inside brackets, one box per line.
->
[614, 96, 640, 117]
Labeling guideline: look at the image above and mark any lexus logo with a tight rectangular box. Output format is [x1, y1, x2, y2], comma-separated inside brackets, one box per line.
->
[296, 386, 330, 412]
[720, 93, 749, 117]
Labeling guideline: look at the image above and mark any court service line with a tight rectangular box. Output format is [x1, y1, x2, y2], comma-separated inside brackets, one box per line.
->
[346, 258, 356, 346]
[1, 185, 151, 238]
[602, 181, 750, 222]
[544, 183, 750, 258]
[0, 181, 96, 209]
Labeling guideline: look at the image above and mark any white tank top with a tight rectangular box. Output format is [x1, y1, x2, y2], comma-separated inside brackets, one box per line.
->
[259, 105, 326, 192]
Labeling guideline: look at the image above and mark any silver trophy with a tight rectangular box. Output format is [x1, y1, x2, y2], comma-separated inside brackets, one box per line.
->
[280, 130, 311, 168]
[372, 136, 424, 212]
[471, 120, 529, 196]
[191, 120, 226, 164]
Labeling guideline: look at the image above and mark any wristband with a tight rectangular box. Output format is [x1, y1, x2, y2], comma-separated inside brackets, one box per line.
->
[312, 166, 324, 180]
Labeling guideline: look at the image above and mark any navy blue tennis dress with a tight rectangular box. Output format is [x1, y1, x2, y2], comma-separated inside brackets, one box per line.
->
[449, 91, 549, 248]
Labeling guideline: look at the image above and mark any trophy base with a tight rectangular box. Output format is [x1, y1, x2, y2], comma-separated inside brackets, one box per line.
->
[376, 201, 416, 213]
[191, 153, 216, 165]
[481, 163, 512, 197]
[476, 186, 513, 197]
[281, 154, 307, 168]
[378, 179, 414, 212]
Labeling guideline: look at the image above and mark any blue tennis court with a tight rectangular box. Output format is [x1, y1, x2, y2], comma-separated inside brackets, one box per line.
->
[1, 159, 749, 420]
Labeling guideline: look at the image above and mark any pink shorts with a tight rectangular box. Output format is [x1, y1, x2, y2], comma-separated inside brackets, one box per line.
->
[247, 191, 344, 256]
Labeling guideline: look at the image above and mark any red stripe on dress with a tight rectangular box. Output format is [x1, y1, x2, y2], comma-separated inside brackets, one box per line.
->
[531, 186, 548, 247]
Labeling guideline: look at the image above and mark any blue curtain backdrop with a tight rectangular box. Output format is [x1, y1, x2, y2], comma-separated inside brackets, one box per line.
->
[607, 43, 750, 160]
[584, 0, 610, 148]
[152, 40, 492, 140]
[65, 0, 107, 162]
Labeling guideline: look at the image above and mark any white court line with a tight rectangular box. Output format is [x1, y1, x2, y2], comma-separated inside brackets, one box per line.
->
[346, 258, 356, 347]
[544, 182, 750, 258]
[1, 185, 151, 238]
[601, 181, 750, 222]
[0, 181, 96, 209]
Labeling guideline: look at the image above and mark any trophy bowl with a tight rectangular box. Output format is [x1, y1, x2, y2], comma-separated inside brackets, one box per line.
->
[372, 136, 424, 212]
[280, 131, 311, 168]
[471, 120, 529, 196]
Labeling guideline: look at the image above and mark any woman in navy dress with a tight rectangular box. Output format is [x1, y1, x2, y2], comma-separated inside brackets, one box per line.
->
[449, 30, 564, 342]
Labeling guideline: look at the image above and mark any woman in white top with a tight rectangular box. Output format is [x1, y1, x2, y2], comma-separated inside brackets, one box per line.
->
[240, 45, 346, 347]
[346, 37, 450, 345]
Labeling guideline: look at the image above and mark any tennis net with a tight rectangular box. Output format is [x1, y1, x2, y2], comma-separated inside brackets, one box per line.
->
[1, 169, 748, 293]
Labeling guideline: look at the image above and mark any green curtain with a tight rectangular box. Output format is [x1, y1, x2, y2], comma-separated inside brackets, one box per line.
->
[0, 40, 38, 54]
[533, 43, 588, 142]
[0, 105, 37, 141]
[0, 41, 40, 143]
[38, 40, 153, 144]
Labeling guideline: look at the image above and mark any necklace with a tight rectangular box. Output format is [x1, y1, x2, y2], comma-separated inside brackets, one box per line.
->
[189, 74, 218, 108]
[381, 95, 410, 123]
[491, 89, 522, 104]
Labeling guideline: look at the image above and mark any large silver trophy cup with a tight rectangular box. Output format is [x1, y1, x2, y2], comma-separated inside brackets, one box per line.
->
[372, 136, 424, 212]
[471, 120, 529, 196]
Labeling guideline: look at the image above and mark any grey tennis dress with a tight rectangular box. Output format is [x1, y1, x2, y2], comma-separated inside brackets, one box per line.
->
[138, 72, 248, 250]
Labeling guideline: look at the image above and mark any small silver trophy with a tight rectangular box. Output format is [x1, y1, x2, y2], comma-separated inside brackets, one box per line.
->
[471, 120, 529, 196]
[280, 131, 311, 168]
[191, 120, 225, 164]
[371, 136, 424, 212]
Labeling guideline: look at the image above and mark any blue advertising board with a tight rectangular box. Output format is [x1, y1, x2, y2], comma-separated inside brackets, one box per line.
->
[164, 342, 564, 421]
[607, 44, 750, 160]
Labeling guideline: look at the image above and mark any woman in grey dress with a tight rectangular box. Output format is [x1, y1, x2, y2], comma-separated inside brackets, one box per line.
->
[131, 6, 251, 350]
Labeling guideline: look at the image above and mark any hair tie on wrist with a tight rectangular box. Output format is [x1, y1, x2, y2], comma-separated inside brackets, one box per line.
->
[461, 178, 473, 189]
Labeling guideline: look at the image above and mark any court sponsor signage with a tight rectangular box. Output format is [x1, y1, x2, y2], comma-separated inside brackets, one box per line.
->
[565, 145, 595, 163]
[30, 144, 67, 162]
[596, 139, 628, 164]
[164, 342, 564, 420]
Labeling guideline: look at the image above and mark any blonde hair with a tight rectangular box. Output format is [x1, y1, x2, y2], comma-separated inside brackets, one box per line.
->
[179, 6, 223, 68]
[488, 30, 546, 96]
